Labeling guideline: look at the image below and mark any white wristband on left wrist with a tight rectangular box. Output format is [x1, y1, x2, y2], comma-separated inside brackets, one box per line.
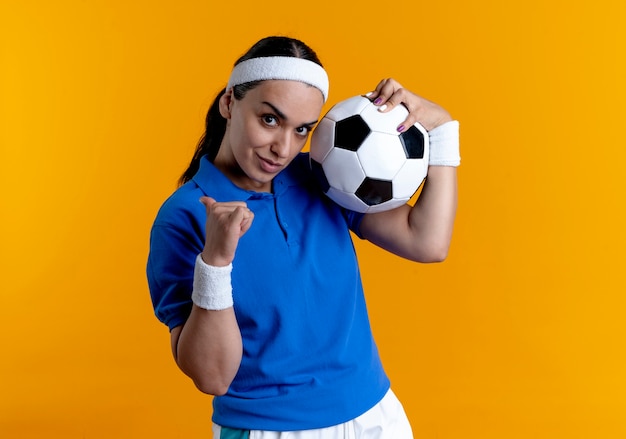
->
[428, 120, 460, 167]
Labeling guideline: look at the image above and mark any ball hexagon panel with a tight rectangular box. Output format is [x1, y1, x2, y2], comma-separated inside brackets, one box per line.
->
[321, 147, 365, 193]
[392, 160, 428, 199]
[309, 118, 336, 163]
[325, 95, 371, 122]
[356, 132, 407, 179]
[359, 99, 408, 134]
[326, 187, 370, 213]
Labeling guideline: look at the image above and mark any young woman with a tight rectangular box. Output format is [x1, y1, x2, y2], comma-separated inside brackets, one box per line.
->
[147, 36, 460, 439]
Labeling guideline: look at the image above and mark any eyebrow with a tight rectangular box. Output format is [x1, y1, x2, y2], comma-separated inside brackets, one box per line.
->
[262, 101, 319, 128]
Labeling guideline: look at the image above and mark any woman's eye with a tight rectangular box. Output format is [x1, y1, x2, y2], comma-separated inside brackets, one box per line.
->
[296, 126, 310, 136]
[262, 115, 278, 126]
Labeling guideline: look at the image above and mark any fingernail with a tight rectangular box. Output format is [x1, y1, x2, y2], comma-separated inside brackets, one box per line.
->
[374, 98, 382, 105]
[365, 92, 373, 97]
[377, 104, 387, 112]
[397, 125, 405, 132]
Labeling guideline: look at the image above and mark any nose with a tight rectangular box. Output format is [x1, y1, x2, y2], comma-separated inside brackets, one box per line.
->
[270, 130, 293, 159]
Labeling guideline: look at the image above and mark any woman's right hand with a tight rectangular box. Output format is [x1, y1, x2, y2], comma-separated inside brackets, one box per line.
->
[200, 196, 254, 267]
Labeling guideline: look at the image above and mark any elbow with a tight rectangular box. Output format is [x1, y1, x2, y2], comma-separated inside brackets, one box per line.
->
[190, 373, 233, 396]
[418, 252, 448, 264]
[430, 241, 451, 262]
[412, 242, 451, 263]
[193, 378, 230, 396]
[423, 249, 448, 263]
[177, 358, 235, 396]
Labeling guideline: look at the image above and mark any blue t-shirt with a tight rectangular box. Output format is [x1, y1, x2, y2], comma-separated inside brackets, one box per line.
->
[147, 153, 390, 431]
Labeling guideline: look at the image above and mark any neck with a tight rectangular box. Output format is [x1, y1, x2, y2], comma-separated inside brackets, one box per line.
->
[214, 146, 272, 193]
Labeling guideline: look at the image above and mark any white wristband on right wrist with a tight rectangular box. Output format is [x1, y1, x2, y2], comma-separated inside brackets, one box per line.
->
[428, 120, 460, 167]
[191, 254, 234, 311]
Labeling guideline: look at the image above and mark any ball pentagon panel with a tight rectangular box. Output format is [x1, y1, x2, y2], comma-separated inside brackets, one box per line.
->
[334, 115, 370, 151]
[399, 124, 428, 159]
[356, 177, 393, 206]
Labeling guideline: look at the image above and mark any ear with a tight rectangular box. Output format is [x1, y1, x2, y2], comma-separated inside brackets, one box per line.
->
[219, 89, 234, 119]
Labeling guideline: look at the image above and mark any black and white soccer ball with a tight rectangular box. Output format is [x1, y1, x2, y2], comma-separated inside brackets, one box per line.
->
[310, 95, 429, 213]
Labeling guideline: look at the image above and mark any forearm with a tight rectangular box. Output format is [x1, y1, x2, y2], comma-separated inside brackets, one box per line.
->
[173, 253, 243, 395]
[175, 305, 243, 395]
[407, 165, 458, 261]
[403, 117, 460, 261]
[359, 166, 457, 262]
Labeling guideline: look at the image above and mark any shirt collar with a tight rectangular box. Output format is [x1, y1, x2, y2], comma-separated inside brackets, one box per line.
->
[191, 154, 310, 200]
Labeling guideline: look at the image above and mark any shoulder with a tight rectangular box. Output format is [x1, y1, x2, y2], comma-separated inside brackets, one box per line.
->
[282, 153, 366, 234]
[282, 153, 314, 185]
[153, 181, 206, 230]
[291, 152, 311, 171]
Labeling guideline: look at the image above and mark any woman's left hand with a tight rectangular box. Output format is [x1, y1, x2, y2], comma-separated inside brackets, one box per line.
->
[365, 78, 452, 132]
[359, 78, 458, 263]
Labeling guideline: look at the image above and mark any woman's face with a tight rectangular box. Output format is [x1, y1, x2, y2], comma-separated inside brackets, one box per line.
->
[216, 80, 324, 192]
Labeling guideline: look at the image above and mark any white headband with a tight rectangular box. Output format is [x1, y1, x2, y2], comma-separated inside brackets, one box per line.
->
[226, 56, 329, 102]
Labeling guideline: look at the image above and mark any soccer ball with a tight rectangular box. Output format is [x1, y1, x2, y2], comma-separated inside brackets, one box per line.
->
[310, 95, 429, 213]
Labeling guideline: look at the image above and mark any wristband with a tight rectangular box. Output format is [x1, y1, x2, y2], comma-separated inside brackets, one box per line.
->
[191, 254, 233, 310]
[428, 120, 460, 167]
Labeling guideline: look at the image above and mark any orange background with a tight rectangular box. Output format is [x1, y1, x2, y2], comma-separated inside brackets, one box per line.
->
[1, 0, 625, 437]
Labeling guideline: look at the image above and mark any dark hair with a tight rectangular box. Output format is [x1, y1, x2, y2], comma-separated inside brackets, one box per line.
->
[178, 36, 323, 185]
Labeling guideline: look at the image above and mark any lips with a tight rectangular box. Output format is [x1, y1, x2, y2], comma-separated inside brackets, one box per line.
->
[258, 155, 283, 173]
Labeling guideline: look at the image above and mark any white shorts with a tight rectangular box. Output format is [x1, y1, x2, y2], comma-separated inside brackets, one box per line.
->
[212, 389, 413, 439]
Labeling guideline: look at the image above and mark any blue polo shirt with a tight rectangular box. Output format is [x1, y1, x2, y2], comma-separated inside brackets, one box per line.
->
[147, 153, 390, 431]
